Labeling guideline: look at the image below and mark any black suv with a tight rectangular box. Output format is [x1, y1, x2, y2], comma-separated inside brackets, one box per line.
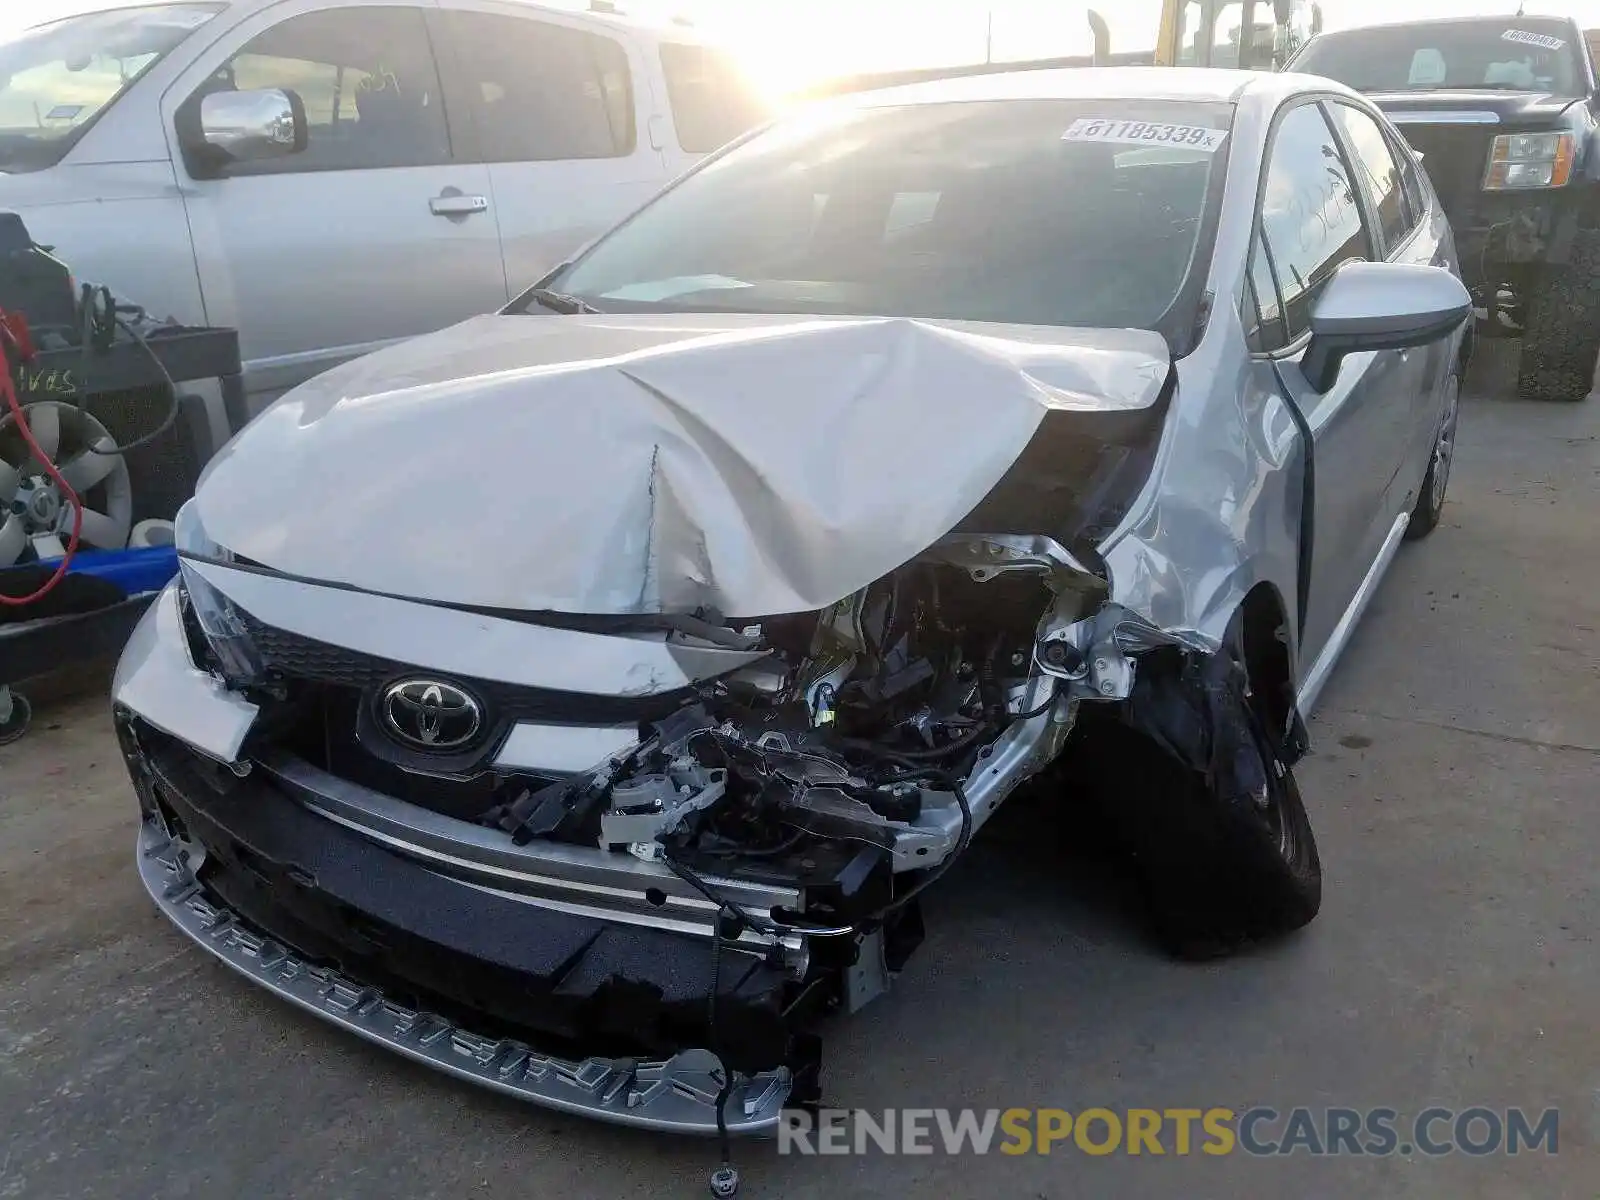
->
[1292, 14, 1600, 401]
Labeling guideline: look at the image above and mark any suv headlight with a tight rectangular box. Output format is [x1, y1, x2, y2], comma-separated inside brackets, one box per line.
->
[174, 500, 262, 684]
[1484, 132, 1575, 190]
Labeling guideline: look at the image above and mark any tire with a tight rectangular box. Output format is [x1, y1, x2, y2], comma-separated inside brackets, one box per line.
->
[1083, 695, 1322, 961]
[0, 690, 31, 746]
[1516, 229, 1600, 402]
[1405, 371, 1460, 541]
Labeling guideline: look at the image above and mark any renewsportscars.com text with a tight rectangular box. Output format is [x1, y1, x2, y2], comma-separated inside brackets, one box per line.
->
[778, 1107, 1560, 1157]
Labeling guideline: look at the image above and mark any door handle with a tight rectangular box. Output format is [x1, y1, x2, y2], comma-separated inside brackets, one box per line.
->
[429, 193, 488, 217]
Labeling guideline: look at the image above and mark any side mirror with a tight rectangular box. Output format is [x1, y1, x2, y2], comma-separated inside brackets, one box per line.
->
[1302, 261, 1472, 393]
[194, 88, 307, 167]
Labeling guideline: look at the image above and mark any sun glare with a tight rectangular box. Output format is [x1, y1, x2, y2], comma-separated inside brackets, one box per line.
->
[706, 1, 1130, 100]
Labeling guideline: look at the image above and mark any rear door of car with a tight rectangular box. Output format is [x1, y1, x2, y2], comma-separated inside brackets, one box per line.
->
[430, 3, 667, 295]
[1327, 99, 1452, 506]
[1248, 99, 1412, 667]
[161, 0, 506, 404]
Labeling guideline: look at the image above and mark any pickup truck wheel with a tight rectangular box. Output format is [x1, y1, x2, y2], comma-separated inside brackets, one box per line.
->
[1405, 371, 1460, 541]
[1516, 231, 1600, 402]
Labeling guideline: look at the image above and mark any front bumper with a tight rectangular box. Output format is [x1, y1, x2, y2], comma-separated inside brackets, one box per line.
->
[125, 726, 803, 1135]
[137, 819, 790, 1133]
[1445, 188, 1596, 284]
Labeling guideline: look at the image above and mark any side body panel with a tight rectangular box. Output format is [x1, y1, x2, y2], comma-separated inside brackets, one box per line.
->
[156, 0, 507, 400]
[430, 1, 672, 297]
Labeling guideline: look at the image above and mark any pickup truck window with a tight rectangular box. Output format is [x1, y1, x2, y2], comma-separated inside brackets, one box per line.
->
[1294, 18, 1581, 96]
[0, 3, 223, 173]
[213, 6, 449, 174]
[658, 43, 770, 154]
[443, 12, 635, 162]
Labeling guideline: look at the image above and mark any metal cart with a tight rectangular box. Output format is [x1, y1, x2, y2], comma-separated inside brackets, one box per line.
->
[1, 324, 242, 744]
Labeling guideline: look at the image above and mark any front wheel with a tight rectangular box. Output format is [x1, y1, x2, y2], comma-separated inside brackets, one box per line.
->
[1140, 714, 1323, 961]
[1083, 685, 1322, 961]
[1406, 371, 1460, 541]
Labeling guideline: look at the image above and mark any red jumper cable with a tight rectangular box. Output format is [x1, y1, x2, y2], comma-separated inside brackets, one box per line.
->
[0, 309, 83, 607]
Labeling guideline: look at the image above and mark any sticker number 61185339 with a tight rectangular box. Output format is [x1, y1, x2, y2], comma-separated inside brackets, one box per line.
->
[1062, 118, 1228, 151]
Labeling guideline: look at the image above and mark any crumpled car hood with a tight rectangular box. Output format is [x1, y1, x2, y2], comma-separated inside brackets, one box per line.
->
[196, 313, 1170, 616]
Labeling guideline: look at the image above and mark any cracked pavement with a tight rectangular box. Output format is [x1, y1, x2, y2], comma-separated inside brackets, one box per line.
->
[0, 343, 1595, 1198]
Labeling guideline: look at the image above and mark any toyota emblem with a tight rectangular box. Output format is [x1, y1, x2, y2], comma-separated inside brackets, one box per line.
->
[380, 679, 483, 751]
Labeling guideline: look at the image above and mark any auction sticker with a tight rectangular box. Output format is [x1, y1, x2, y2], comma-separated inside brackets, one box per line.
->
[1062, 118, 1227, 151]
[1501, 29, 1565, 51]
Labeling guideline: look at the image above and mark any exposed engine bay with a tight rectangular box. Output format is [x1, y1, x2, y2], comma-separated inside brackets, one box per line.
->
[259, 534, 1120, 958]
[478, 537, 1107, 923]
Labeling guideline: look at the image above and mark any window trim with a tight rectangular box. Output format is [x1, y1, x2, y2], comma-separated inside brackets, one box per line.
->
[1245, 225, 1289, 355]
[1386, 124, 1431, 236]
[1246, 94, 1379, 360]
[1323, 98, 1419, 261]
[174, 2, 456, 179]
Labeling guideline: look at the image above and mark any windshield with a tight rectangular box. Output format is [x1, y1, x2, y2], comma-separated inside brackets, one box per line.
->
[1292, 18, 1581, 95]
[546, 98, 1231, 338]
[0, 3, 223, 172]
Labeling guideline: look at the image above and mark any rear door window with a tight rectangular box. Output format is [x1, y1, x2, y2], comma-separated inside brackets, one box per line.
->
[443, 11, 634, 161]
[1329, 102, 1412, 256]
[658, 43, 769, 153]
[1390, 131, 1430, 232]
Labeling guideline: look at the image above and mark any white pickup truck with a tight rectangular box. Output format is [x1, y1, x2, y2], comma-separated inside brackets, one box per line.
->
[0, 0, 767, 407]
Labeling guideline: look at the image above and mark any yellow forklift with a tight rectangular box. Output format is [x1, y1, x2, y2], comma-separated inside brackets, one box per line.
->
[804, 1, 1325, 101]
[1153, 0, 1324, 71]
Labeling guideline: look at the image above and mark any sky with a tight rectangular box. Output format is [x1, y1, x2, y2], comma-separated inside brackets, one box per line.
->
[5, 0, 1600, 96]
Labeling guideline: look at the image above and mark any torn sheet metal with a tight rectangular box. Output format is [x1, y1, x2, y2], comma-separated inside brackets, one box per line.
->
[195, 313, 1169, 617]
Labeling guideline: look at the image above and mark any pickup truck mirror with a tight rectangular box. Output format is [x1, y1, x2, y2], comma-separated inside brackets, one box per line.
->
[193, 88, 308, 168]
[1303, 261, 1472, 393]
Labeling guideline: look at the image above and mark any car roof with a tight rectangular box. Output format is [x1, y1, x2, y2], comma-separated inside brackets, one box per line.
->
[24, 0, 711, 40]
[845, 66, 1346, 116]
[1308, 13, 1572, 34]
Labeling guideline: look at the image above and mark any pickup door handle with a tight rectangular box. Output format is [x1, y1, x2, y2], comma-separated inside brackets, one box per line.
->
[429, 193, 489, 217]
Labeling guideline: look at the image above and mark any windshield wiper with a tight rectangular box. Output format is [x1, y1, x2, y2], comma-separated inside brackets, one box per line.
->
[519, 288, 601, 315]
[1427, 83, 1542, 92]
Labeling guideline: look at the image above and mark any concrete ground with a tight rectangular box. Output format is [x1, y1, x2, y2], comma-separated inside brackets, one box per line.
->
[0, 345, 1595, 1199]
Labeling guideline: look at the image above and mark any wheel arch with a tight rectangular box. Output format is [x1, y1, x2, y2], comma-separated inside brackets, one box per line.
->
[1235, 581, 1305, 758]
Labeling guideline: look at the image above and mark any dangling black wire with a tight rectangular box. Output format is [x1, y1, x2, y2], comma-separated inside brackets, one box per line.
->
[707, 905, 738, 1195]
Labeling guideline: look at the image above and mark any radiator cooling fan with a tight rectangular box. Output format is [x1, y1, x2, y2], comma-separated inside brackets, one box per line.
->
[0, 400, 133, 568]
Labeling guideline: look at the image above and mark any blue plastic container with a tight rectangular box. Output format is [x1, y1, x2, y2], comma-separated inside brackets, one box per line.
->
[45, 545, 179, 596]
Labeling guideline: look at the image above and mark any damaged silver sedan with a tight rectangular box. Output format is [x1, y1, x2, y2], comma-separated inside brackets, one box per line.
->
[112, 69, 1471, 1142]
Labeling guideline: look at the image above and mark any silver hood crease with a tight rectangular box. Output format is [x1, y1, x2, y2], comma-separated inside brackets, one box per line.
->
[195, 313, 1171, 616]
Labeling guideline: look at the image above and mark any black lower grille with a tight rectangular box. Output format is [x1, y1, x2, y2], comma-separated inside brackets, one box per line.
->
[137, 731, 804, 1072]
